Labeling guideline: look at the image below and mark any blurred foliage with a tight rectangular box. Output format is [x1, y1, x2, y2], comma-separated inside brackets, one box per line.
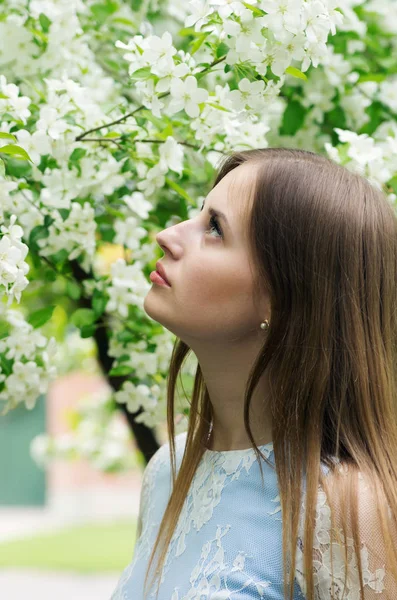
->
[0, 518, 138, 572]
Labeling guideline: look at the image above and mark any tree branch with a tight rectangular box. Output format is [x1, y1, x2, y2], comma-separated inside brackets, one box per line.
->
[81, 136, 204, 151]
[75, 55, 227, 142]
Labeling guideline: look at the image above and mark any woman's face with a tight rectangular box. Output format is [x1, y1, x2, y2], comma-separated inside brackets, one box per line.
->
[143, 162, 266, 345]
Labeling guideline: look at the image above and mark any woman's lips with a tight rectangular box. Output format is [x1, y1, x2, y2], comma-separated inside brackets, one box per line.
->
[150, 270, 171, 287]
[155, 262, 171, 286]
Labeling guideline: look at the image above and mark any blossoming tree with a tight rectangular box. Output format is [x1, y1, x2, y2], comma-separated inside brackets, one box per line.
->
[1, 0, 397, 469]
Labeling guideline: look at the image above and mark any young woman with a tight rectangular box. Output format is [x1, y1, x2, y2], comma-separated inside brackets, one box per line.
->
[111, 148, 397, 600]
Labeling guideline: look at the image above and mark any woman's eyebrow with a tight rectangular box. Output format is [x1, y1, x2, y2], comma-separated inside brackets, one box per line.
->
[201, 198, 230, 230]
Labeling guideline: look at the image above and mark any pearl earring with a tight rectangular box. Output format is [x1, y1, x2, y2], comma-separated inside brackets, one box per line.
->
[260, 319, 270, 330]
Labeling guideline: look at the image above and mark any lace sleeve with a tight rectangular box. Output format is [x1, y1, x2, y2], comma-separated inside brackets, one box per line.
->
[134, 448, 159, 545]
[135, 484, 144, 543]
[294, 470, 397, 599]
[134, 433, 185, 545]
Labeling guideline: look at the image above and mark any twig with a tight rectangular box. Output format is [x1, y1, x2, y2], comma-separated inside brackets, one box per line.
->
[75, 92, 169, 141]
[82, 137, 123, 150]
[75, 56, 227, 141]
[82, 136, 202, 151]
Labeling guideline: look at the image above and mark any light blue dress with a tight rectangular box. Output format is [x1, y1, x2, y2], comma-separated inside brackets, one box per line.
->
[110, 431, 386, 600]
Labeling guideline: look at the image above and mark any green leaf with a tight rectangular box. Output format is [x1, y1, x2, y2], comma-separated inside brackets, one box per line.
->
[207, 102, 231, 113]
[30, 251, 42, 271]
[0, 133, 17, 142]
[387, 175, 397, 195]
[80, 324, 97, 338]
[29, 225, 49, 249]
[44, 214, 55, 228]
[116, 330, 136, 343]
[69, 148, 87, 162]
[66, 279, 82, 301]
[90, 1, 118, 23]
[138, 109, 166, 130]
[242, 2, 265, 16]
[112, 17, 136, 27]
[109, 365, 133, 377]
[92, 290, 107, 318]
[285, 66, 307, 81]
[165, 177, 195, 204]
[3, 157, 32, 178]
[39, 13, 51, 32]
[58, 208, 71, 221]
[279, 100, 307, 136]
[98, 223, 115, 243]
[0, 144, 32, 161]
[70, 308, 96, 328]
[43, 269, 57, 282]
[357, 73, 387, 83]
[104, 204, 125, 219]
[30, 28, 48, 43]
[48, 249, 69, 270]
[157, 123, 173, 140]
[38, 153, 58, 173]
[0, 321, 10, 340]
[68, 147, 87, 175]
[359, 101, 385, 136]
[0, 158, 5, 178]
[0, 354, 13, 377]
[325, 105, 347, 130]
[129, 67, 152, 80]
[28, 306, 56, 329]
[337, 143, 351, 165]
[216, 42, 229, 58]
[177, 27, 198, 37]
[130, 0, 144, 10]
[190, 32, 211, 55]
[378, 56, 397, 71]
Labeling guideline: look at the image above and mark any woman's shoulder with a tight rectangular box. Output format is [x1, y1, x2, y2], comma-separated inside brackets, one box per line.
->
[153, 430, 188, 467]
[142, 431, 188, 487]
[297, 463, 397, 599]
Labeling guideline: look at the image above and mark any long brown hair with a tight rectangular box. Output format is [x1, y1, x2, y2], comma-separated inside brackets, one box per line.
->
[143, 148, 397, 600]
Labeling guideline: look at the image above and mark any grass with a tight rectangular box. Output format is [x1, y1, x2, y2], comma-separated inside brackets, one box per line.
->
[0, 518, 138, 573]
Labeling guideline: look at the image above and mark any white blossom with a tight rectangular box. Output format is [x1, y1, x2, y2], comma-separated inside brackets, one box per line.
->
[184, 0, 215, 31]
[106, 258, 151, 317]
[0, 215, 30, 304]
[0, 76, 31, 124]
[168, 75, 209, 118]
[30, 388, 139, 473]
[326, 129, 394, 190]
[379, 77, 397, 113]
[141, 31, 177, 75]
[121, 191, 154, 220]
[155, 62, 191, 94]
[158, 136, 185, 175]
[136, 163, 166, 197]
[14, 130, 52, 165]
[228, 78, 266, 112]
[0, 308, 58, 415]
[135, 79, 166, 118]
[113, 216, 147, 250]
[260, 0, 303, 38]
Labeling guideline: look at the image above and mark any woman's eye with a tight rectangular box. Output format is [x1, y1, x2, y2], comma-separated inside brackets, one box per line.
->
[206, 215, 223, 239]
[200, 202, 223, 239]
